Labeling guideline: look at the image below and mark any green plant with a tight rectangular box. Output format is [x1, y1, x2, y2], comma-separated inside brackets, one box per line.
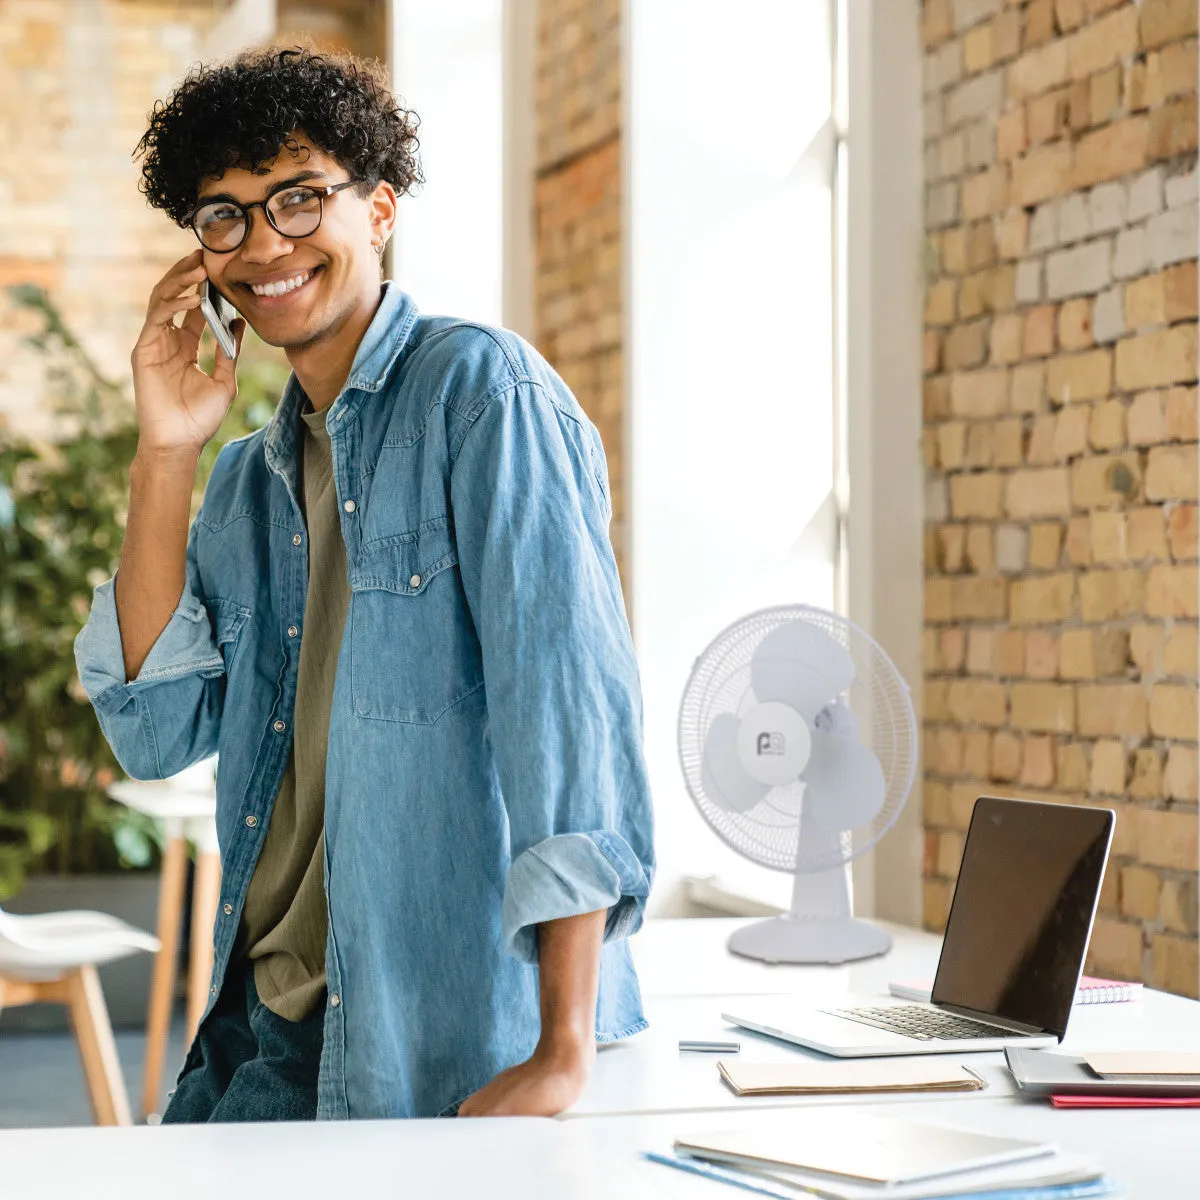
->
[0, 283, 288, 898]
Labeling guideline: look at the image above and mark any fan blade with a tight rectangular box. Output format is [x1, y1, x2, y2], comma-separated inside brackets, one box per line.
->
[750, 619, 855, 721]
[801, 732, 886, 832]
[702, 713, 771, 813]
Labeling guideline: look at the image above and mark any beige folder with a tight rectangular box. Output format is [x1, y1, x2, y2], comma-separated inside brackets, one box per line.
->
[716, 1057, 986, 1096]
[1085, 1051, 1200, 1078]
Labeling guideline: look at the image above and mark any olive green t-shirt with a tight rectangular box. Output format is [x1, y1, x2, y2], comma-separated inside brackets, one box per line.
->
[237, 400, 349, 1021]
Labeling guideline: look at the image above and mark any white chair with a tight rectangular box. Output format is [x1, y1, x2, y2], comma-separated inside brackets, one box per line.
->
[106, 765, 220, 1119]
[0, 906, 160, 1125]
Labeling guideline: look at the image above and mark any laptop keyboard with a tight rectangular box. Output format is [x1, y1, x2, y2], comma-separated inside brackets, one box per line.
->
[824, 1004, 1027, 1042]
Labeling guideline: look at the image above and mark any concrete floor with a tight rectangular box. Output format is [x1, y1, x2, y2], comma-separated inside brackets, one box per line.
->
[0, 1011, 188, 1128]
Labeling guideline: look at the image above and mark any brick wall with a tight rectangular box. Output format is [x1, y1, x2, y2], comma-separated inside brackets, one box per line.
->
[922, 0, 1199, 997]
[0, 1, 383, 438]
[276, 0, 385, 60]
[533, 0, 625, 578]
[0, 0, 220, 436]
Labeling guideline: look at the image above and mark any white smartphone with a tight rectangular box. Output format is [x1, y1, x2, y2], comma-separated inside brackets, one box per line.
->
[199, 278, 238, 359]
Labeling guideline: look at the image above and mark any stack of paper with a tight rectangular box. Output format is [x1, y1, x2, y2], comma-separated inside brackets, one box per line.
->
[647, 1112, 1115, 1199]
[717, 1058, 986, 1097]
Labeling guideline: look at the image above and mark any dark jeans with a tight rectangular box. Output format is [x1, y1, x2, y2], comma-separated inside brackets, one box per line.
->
[160, 961, 325, 1123]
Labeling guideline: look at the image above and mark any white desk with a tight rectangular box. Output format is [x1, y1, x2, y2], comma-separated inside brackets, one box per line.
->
[569, 994, 1015, 1117]
[1, 917, 1197, 1196]
[1, 1118, 664, 1199]
[578, 1100, 1200, 1197]
[596, 918, 1200, 1119]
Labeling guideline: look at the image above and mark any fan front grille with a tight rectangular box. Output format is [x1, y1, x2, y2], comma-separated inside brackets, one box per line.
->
[678, 605, 916, 873]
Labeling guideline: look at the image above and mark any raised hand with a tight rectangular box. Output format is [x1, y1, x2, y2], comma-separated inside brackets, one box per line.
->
[130, 248, 244, 457]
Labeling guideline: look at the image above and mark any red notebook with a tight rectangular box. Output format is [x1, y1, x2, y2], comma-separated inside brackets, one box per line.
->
[1051, 1094, 1200, 1108]
[1073, 975, 1144, 1004]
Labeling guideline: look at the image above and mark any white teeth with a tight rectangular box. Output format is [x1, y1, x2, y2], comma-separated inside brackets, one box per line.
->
[250, 270, 313, 297]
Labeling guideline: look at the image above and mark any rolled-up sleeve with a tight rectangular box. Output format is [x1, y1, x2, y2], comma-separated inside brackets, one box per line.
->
[451, 378, 655, 964]
[74, 517, 227, 781]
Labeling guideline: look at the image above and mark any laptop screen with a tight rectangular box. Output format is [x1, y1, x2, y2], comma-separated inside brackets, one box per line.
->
[930, 797, 1114, 1039]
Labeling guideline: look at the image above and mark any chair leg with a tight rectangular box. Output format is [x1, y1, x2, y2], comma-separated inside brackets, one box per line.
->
[187, 849, 222, 1043]
[64, 965, 133, 1127]
[0, 976, 66, 1009]
[142, 833, 189, 1118]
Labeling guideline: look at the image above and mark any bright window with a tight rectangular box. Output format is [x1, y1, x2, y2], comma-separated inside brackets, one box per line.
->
[389, 0, 504, 326]
[627, 1, 844, 911]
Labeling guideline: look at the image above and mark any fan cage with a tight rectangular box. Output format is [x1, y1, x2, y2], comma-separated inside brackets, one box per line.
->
[678, 604, 917, 873]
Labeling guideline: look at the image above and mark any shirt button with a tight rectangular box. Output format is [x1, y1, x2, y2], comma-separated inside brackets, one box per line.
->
[287, 625, 299, 638]
[245, 814, 258, 828]
[330, 994, 341, 1008]
[273, 719, 286, 732]
[210, 986, 217, 995]
[293, 533, 303, 546]
[343, 499, 356, 513]
[222, 903, 233, 916]
[409, 574, 422, 588]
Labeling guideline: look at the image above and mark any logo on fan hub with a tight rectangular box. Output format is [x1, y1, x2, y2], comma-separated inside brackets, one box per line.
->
[738, 701, 811, 786]
[756, 732, 785, 756]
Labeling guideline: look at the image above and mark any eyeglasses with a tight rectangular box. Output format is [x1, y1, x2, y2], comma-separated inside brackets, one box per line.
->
[183, 178, 361, 253]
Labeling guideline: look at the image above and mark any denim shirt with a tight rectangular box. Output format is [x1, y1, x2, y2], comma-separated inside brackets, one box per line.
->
[74, 283, 655, 1119]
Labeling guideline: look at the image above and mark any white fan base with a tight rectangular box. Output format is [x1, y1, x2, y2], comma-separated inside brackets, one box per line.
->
[727, 915, 893, 965]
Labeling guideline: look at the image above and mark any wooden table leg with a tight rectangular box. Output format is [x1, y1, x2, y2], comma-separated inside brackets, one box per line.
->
[65, 966, 133, 1126]
[187, 849, 222, 1043]
[142, 833, 188, 1118]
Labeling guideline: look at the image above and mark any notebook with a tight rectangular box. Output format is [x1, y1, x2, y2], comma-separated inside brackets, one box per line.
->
[647, 1148, 1111, 1200]
[1051, 1093, 1200, 1109]
[716, 1058, 985, 1097]
[1073, 976, 1143, 1004]
[673, 1112, 1055, 1187]
[888, 975, 1142, 1006]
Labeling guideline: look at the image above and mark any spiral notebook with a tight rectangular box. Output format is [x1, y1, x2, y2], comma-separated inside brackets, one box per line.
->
[888, 975, 1142, 1005]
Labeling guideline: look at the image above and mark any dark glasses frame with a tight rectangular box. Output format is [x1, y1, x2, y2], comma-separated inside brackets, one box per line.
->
[182, 178, 362, 253]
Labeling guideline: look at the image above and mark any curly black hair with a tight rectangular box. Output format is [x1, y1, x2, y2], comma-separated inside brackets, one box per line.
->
[134, 46, 423, 226]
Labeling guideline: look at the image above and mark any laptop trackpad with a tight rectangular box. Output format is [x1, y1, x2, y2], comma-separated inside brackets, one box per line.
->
[806, 1011, 917, 1051]
[722, 1001, 917, 1053]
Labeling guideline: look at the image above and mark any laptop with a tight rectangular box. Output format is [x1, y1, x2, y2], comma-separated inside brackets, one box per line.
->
[722, 796, 1115, 1057]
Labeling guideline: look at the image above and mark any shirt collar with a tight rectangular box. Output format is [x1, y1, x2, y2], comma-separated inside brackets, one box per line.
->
[343, 280, 420, 393]
[263, 281, 420, 482]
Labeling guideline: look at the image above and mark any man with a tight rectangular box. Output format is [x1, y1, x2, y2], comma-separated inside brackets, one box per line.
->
[75, 46, 654, 1123]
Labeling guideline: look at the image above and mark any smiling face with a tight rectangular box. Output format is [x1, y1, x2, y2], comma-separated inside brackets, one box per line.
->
[196, 136, 396, 353]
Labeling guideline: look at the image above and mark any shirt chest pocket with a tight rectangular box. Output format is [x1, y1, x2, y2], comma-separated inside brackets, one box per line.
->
[348, 520, 484, 724]
[201, 597, 252, 680]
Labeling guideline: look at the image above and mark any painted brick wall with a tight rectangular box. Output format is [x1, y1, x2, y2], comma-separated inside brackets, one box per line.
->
[922, 0, 1199, 997]
[533, 0, 625, 578]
